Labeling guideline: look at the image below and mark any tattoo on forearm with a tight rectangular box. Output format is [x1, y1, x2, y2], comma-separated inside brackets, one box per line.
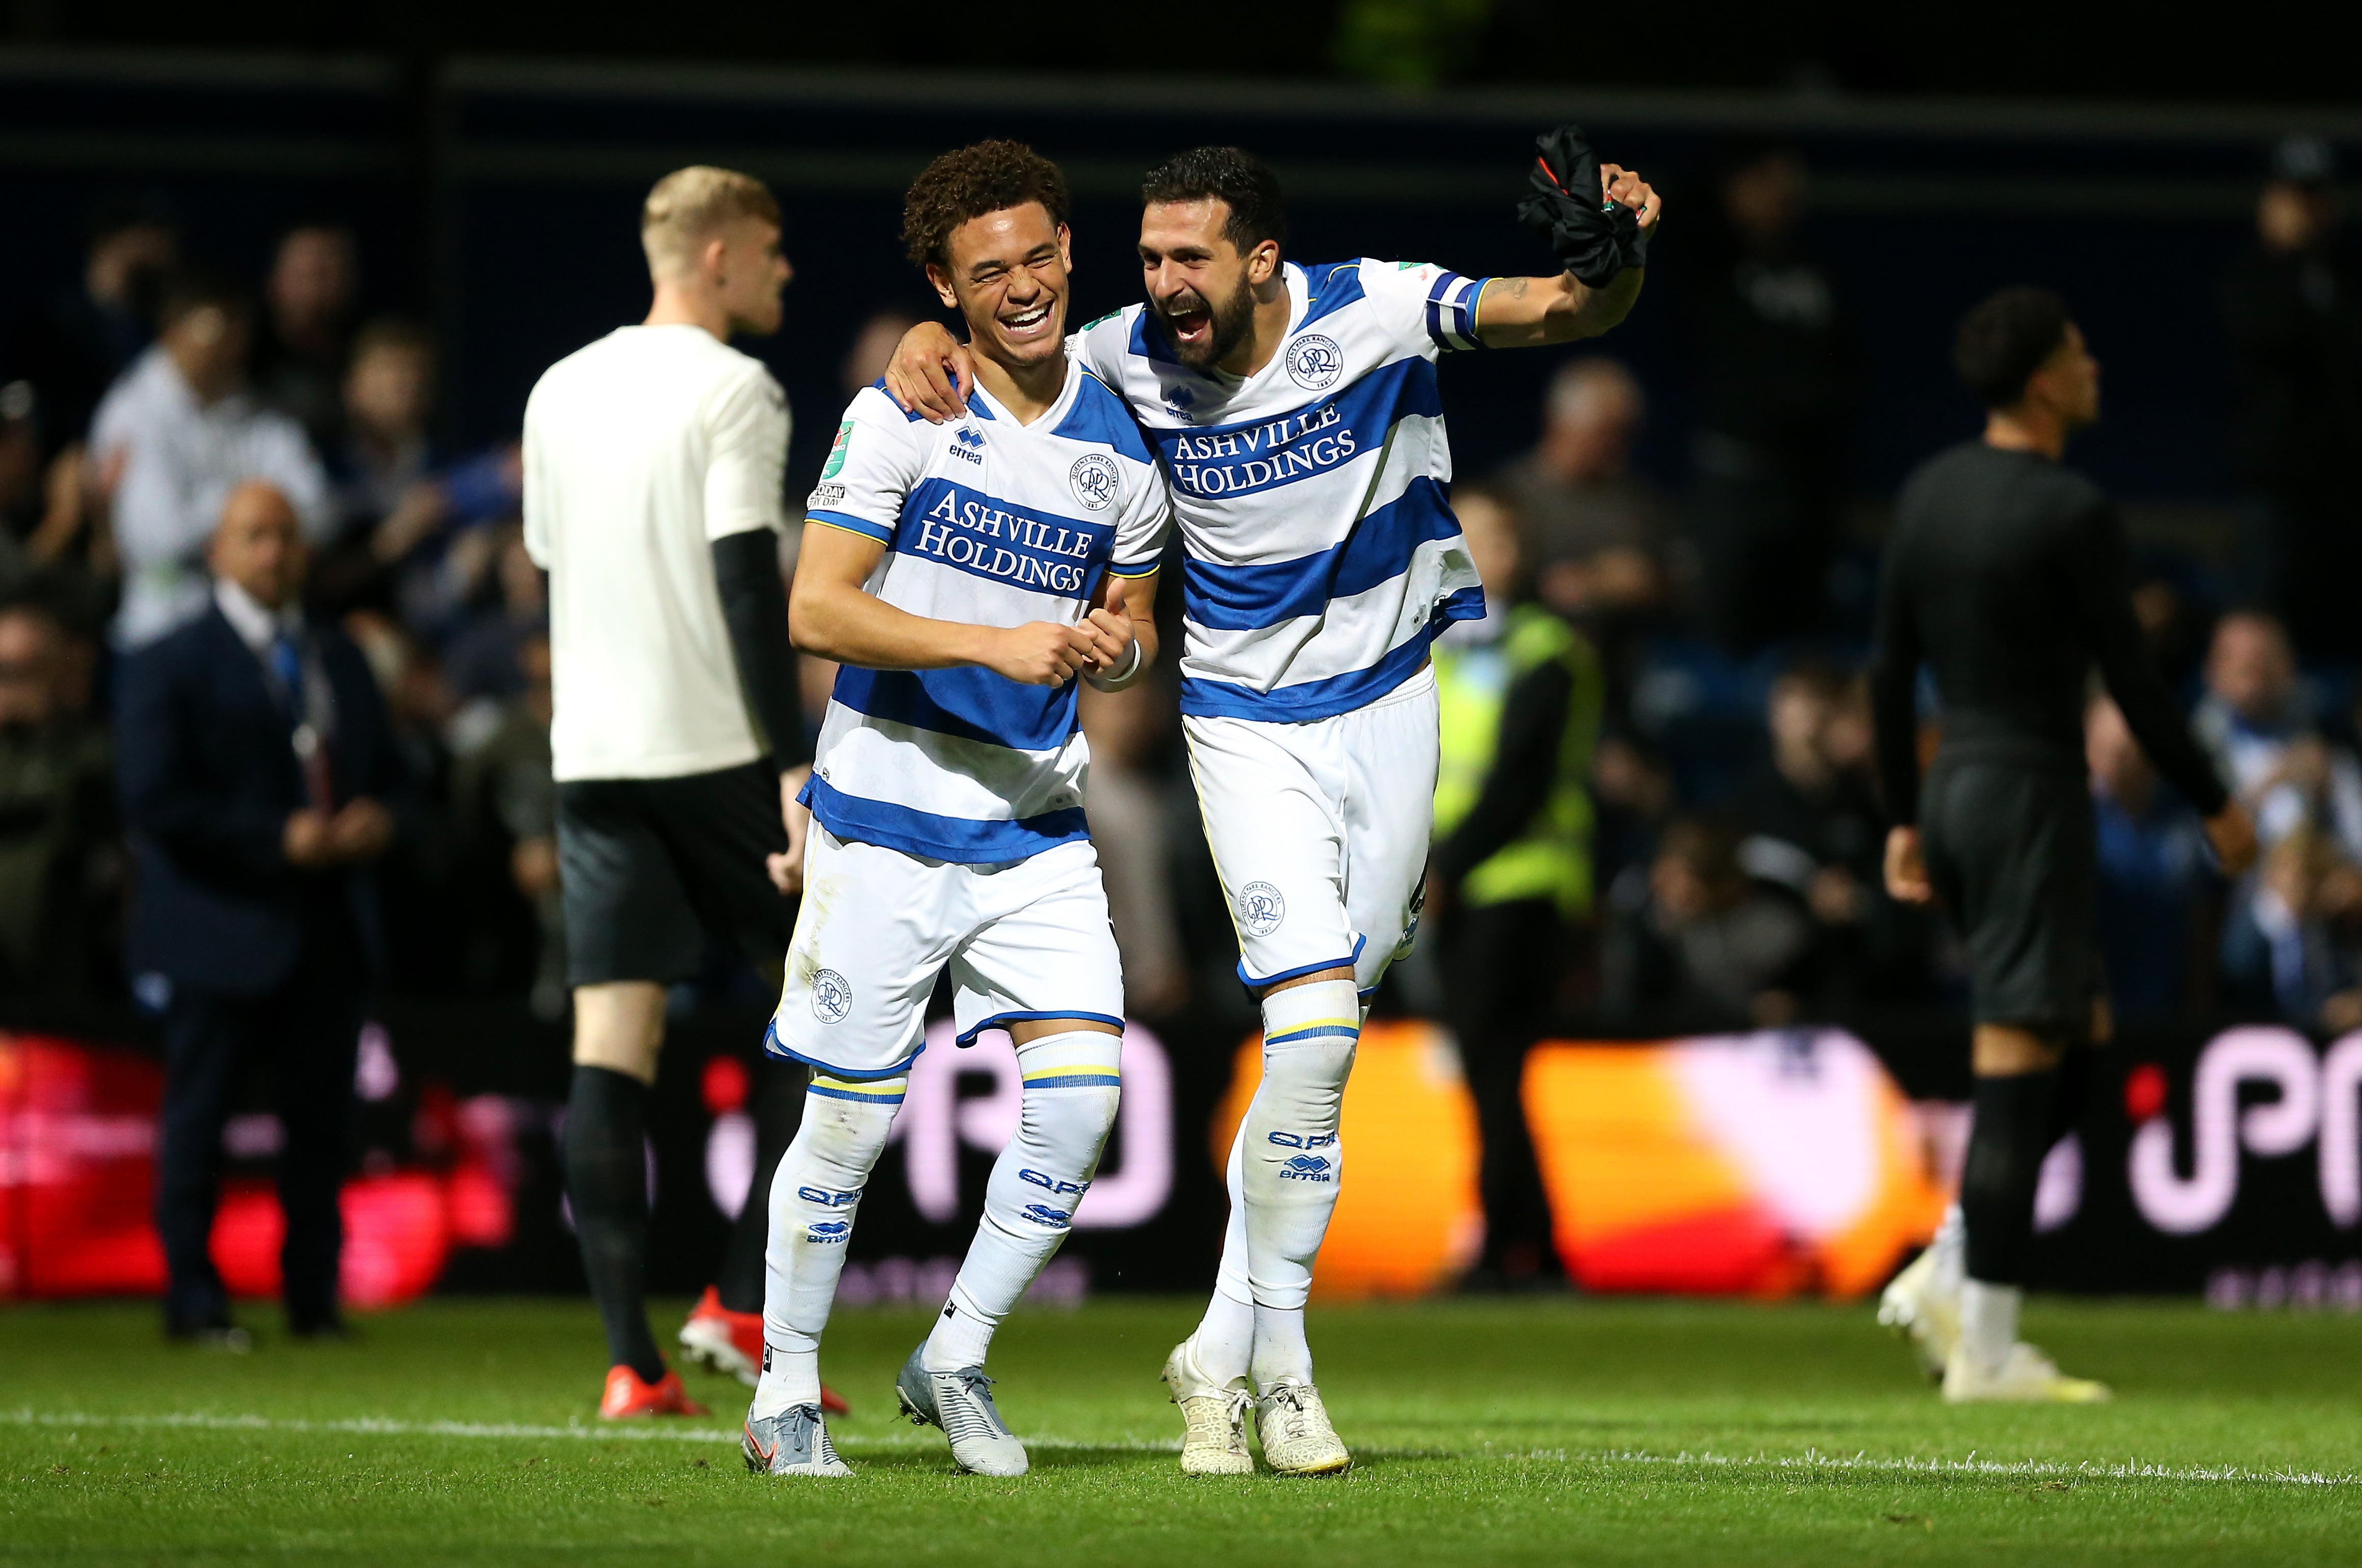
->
[1506, 277, 1530, 298]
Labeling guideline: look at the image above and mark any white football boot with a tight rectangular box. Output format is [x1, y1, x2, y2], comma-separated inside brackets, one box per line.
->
[1160, 1339, 1253, 1476]
[1877, 1246, 1960, 1382]
[742, 1403, 852, 1477]
[1255, 1379, 1352, 1476]
[896, 1346, 1029, 1477]
[1942, 1342, 2111, 1404]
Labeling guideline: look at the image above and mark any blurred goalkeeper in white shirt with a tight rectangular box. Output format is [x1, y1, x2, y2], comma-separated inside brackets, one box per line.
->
[522, 165, 829, 1421]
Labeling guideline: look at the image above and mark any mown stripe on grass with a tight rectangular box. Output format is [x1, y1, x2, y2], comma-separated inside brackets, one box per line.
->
[5, 1409, 2353, 1486]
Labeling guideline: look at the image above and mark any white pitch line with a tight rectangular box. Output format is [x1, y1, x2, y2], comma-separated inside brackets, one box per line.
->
[5, 1410, 2352, 1486]
[0, 1409, 1164, 1453]
[1530, 1446, 2361, 1488]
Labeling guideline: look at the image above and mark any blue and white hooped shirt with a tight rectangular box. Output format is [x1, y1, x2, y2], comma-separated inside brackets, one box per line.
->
[1072, 258, 1489, 724]
[799, 356, 1169, 865]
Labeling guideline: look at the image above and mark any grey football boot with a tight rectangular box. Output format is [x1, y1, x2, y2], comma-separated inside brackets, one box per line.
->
[895, 1344, 1029, 1477]
[742, 1403, 852, 1477]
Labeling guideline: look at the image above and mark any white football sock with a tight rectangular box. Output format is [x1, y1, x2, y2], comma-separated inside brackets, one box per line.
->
[1958, 1277, 2021, 1378]
[1190, 1120, 1255, 1387]
[1239, 979, 1359, 1393]
[1931, 1203, 1965, 1294]
[923, 1030, 1122, 1373]
[749, 1072, 902, 1418]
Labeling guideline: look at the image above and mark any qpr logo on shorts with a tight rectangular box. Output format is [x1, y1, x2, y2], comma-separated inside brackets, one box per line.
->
[1068, 453, 1120, 511]
[810, 968, 853, 1025]
[1284, 333, 1343, 391]
[1237, 880, 1287, 937]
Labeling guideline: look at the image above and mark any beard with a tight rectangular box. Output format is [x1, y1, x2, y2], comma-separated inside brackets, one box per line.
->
[1157, 271, 1258, 371]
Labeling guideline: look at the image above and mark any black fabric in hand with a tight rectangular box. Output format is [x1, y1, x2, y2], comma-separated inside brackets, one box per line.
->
[1515, 123, 1644, 287]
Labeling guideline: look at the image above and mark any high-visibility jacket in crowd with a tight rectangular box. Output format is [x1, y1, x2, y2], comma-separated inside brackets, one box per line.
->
[1431, 603, 1604, 919]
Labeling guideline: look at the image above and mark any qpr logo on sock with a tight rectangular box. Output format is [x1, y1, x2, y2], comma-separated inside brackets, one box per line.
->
[1068, 453, 1120, 511]
[1285, 333, 1343, 390]
[1237, 880, 1286, 937]
[810, 968, 853, 1025]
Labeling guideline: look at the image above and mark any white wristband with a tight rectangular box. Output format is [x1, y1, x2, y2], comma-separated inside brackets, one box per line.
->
[1100, 637, 1144, 686]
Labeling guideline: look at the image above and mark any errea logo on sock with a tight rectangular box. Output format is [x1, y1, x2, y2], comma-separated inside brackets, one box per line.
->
[1280, 1154, 1333, 1182]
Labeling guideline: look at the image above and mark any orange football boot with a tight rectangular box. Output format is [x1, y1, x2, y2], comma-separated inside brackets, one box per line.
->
[600, 1363, 710, 1419]
[679, 1286, 849, 1415]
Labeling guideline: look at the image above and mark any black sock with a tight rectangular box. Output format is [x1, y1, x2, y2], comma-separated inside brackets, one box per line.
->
[2045, 1044, 2092, 1148]
[1959, 1066, 2061, 1286]
[716, 1056, 804, 1315]
[565, 1064, 665, 1383]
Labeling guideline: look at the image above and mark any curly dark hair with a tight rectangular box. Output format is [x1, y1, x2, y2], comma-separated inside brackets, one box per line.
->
[900, 141, 1072, 270]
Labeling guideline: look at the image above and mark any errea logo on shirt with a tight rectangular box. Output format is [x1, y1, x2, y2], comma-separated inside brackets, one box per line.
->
[949, 426, 985, 465]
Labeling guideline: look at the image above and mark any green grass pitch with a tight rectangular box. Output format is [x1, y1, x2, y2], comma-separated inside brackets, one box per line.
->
[5, 1296, 2359, 1565]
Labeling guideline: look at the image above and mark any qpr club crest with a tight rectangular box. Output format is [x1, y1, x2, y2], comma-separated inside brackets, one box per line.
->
[1236, 880, 1287, 937]
[810, 968, 853, 1025]
[1068, 453, 1120, 511]
[1284, 333, 1343, 391]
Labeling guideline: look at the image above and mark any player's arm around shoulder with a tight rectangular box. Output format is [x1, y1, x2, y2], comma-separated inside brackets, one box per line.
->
[1476, 129, 1662, 348]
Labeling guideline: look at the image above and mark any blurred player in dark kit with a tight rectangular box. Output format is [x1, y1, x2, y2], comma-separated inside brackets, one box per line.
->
[1870, 287, 2255, 1401]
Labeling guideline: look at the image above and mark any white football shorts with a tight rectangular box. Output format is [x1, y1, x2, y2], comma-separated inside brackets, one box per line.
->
[1183, 664, 1439, 996]
[766, 825, 1125, 1080]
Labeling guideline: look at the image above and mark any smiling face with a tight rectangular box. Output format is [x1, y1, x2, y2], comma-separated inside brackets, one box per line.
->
[1137, 198, 1273, 372]
[928, 202, 1071, 375]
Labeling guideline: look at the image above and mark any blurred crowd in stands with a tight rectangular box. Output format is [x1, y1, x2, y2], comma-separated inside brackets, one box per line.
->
[4, 135, 2361, 1045]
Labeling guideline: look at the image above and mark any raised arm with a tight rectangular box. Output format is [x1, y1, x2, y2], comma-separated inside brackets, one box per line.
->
[1474, 268, 1646, 348]
[788, 520, 1103, 687]
[1478, 161, 1658, 348]
[1479, 126, 1662, 348]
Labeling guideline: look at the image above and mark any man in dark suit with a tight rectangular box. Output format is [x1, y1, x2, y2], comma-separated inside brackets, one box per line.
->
[118, 478, 402, 1344]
